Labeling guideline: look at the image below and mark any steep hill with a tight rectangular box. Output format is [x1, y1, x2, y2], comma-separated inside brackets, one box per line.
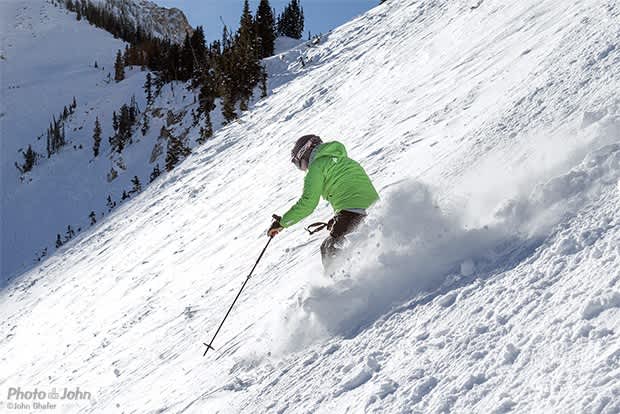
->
[1, 0, 619, 413]
[1, 0, 309, 281]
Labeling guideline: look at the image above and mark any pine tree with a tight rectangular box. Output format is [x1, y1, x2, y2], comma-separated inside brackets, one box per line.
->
[92, 116, 102, 157]
[198, 112, 213, 144]
[112, 111, 119, 132]
[165, 136, 191, 171]
[255, 0, 276, 58]
[189, 26, 207, 75]
[129, 95, 138, 125]
[144, 72, 153, 106]
[130, 175, 142, 193]
[111, 103, 135, 153]
[149, 164, 161, 183]
[121, 190, 130, 200]
[55, 234, 63, 248]
[236, 0, 261, 106]
[180, 33, 194, 81]
[106, 195, 116, 212]
[221, 91, 237, 124]
[16, 145, 37, 173]
[89, 211, 97, 226]
[277, 0, 304, 39]
[114, 50, 125, 82]
[65, 225, 75, 242]
[198, 67, 217, 116]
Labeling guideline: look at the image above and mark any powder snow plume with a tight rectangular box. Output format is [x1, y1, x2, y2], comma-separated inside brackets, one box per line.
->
[274, 121, 620, 352]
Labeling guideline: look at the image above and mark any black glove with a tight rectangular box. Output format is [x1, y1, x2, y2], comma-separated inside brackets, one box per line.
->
[267, 215, 283, 237]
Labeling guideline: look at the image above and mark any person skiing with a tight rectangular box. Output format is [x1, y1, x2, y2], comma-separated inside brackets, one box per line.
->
[267, 135, 379, 269]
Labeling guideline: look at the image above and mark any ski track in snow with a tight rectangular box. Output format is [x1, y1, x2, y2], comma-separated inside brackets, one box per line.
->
[2, 0, 620, 413]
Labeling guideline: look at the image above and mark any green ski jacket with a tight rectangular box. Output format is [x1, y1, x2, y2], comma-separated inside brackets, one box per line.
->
[281, 141, 379, 228]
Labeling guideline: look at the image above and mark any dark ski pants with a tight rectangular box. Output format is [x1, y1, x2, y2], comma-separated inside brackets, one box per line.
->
[320, 210, 365, 270]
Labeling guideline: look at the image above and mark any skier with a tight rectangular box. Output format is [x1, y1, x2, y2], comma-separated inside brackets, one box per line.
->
[268, 135, 379, 270]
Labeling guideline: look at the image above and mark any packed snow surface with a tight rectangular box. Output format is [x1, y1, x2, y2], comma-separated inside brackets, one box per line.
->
[2, 0, 620, 413]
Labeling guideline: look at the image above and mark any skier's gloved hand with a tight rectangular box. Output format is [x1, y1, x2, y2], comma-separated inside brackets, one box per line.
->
[267, 221, 283, 237]
[267, 215, 283, 237]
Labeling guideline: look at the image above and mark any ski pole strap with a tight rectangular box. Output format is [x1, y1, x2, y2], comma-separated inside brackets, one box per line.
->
[305, 222, 329, 235]
[305, 218, 334, 235]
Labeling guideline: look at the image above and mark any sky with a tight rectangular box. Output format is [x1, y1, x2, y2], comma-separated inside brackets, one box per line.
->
[154, 0, 378, 41]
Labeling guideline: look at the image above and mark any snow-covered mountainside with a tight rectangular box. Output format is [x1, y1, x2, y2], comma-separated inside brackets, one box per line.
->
[89, 0, 193, 43]
[0, 0, 312, 281]
[2, 0, 620, 413]
[1, 0, 214, 280]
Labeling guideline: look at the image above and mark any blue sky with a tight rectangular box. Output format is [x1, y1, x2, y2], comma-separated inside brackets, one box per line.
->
[154, 0, 378, 41]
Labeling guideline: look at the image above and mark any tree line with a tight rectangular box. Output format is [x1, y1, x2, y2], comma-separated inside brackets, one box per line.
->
[66, 0, 303, 127]
[15, 97, 77, 174]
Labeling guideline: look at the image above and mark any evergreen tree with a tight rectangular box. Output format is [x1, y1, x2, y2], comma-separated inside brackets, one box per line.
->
[198, 112, 213, 144]
[92, 116, 102, 157]
[221, 91, 237, 124]
[254, 0, 276, 58]
[149, 164, 161, 183]
[189, 26, 207, 75]
[89, 211, 97, 226]
[112, 111, 119, 132]
[121, 190, 130, 200]
[180, 33, 194, 80]
[198, 67, 217, 116]
[46, 116, 66, 157]
[130, 175, 142, 193]
[165, 136, 191, 171]
[15, 145, 37, 173]
[277, 0, 304, 39]
[111, 103, 136, 153]
[106, 195, 116, 212]
[65, 225, 75, 242]
[236, 0, 261, 107]
[114, 50, 125, 82]
[144, 72, 153, 106]
[55, 234, 63, 248]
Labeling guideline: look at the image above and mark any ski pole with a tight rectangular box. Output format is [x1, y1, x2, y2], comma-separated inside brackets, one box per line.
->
[202, 215, 279, 357]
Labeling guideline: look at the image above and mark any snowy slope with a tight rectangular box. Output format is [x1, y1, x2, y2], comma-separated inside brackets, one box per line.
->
[1, 0, 196, 281]
[1, 0, 127, 278]
[0, 0, 315, 282]
[1, 0, 620, 413]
